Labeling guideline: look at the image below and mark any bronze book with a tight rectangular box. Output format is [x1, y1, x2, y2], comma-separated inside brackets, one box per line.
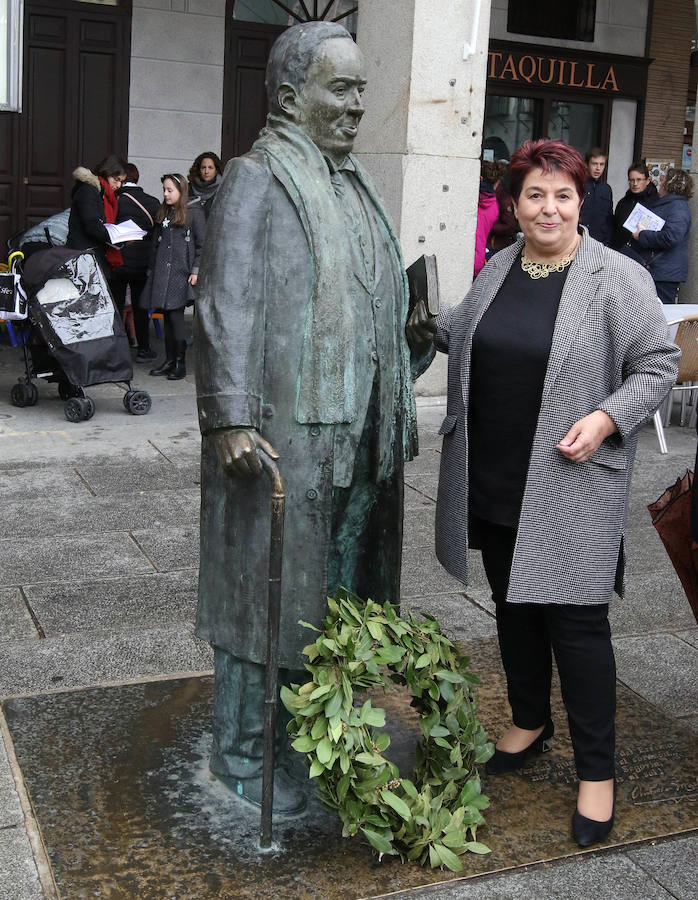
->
[406, 253, 440, 319]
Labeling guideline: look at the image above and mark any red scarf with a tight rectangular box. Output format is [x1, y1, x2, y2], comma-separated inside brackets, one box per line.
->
[99, 176, 123, 270]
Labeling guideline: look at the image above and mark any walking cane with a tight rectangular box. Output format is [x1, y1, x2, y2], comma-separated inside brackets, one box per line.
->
[258, 449, 285, 849]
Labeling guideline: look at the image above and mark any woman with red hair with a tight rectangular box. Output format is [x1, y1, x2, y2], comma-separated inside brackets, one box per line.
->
[433, 139, 678, 846]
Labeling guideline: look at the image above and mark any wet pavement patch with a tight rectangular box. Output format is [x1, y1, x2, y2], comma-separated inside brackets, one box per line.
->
[2, 638, 698, 899]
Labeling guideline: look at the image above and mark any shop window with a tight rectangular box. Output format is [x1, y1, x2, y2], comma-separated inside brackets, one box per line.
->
[233, 0, 357, 29]
[483, 96, 537, 161]
[548, 101, 601, 156]
[508, 0, 595, 43]
[484, 94, 603, 159]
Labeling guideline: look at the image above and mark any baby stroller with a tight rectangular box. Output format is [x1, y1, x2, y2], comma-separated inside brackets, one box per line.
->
[9, 246, 152, 421]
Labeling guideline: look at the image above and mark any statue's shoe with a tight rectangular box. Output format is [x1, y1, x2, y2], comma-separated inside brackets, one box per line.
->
[212, 767, 307, 816]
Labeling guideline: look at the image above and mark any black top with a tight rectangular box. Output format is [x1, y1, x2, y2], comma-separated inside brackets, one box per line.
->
[115, 184, 161, 275]
[468, 253, 569, 527]
[579, 177, 613, 245]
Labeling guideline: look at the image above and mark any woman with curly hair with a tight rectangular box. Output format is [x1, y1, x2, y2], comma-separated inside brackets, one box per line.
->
[187, 152, 223, 220]
[633, 167, 693, 304]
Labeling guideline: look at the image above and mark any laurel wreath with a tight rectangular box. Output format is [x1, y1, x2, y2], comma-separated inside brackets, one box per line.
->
[281, 589, 494, 870]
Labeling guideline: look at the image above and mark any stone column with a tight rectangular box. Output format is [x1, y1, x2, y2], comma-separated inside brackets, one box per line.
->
[354, 0, 492, 396]
[683, 83, 698, 304]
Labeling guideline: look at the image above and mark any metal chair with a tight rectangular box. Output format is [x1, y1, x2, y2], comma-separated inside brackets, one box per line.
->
[664, 314, 698, 428]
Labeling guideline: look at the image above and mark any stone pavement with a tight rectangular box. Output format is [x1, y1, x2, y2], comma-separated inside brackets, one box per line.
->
[0, 335, 696, 899]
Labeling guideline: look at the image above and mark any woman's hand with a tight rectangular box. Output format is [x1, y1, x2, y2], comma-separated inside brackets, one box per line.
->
[556, 410, 617, 463]
[188, 273, 198, 286]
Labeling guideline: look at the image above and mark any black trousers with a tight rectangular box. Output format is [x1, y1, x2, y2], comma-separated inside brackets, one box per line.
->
[163, 307, 187, 348]
[477, 518, 616, 781]
[110, 274, 152, 351]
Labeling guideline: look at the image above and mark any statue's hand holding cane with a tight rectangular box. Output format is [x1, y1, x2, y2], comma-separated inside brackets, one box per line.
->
[211, 427, 279, 479]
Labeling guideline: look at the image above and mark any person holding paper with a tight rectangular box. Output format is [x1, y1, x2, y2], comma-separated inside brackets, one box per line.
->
[633, 167, 693, 304]
[140, 174, 206, 380]
[612, 162, 658, 251]
[67, 155, 127, 278]
[112, 164, 161, 361]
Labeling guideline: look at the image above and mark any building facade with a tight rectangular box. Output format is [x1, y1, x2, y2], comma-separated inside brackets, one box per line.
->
[1, 0, 695, 389]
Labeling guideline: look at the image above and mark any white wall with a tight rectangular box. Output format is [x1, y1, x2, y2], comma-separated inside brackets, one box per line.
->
[489, 0, 650, 57]
[607, 98, 637, 203]
[128, 0, 226, 198]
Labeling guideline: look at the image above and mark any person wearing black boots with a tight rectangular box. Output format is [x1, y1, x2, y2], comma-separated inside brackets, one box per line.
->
[141, 174, 205, 379]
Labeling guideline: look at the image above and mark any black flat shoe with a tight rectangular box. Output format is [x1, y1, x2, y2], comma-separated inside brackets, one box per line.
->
[572, 785, 616, 847]
[485, 718, 554, 775]
[572, 805, 615, 847]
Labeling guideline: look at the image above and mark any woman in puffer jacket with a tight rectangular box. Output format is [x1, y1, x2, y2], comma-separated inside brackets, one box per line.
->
[634, 168, 693, 304]
[67, 155, 127, 287]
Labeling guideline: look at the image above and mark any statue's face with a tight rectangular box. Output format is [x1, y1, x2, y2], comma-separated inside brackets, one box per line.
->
[295, 39, 366, 165]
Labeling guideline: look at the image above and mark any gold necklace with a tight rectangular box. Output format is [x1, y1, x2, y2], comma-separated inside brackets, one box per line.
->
[520, 253, 573, 279]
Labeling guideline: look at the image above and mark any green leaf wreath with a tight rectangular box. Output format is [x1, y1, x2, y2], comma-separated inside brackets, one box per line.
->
[281, 589, 494, 871]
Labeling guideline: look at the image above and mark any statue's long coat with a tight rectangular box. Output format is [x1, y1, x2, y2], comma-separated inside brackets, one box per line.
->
[194, 144, 424, 668]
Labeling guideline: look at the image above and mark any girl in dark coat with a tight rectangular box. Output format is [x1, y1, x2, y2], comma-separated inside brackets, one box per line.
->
[141, 174, 206, 380]
[634, 167, 693, 304]
[187, 152, 223, 220]
[67, 154, 126, 281]
[612, 161, 658, 252]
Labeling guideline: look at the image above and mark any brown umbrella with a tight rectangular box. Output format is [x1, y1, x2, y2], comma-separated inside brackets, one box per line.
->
[648, 470, 698, 624]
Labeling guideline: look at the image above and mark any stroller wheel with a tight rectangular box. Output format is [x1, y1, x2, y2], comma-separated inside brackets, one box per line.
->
[123, 390, 134, 411]
[127, 390, 152, 416]
[10, 381, 38, 408]
[65, 397, 91, 423]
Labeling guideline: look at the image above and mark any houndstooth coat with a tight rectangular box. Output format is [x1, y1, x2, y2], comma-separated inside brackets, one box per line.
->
[434, 228, 680, 605]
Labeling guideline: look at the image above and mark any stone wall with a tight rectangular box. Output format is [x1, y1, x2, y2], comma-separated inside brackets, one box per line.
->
[489, 0, 650, 57]
[641, 0, 693, 167]
[128, 0, 226, 198]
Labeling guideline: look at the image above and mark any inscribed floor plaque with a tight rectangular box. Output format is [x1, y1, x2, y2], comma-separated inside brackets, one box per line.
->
[3, 639, 697, 899]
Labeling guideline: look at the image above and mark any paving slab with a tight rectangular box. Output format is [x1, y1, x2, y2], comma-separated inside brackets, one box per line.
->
[0, 732, 23, 828]
[402, 505, 436, 549]
[613, 633, 698, 717]
[403, 448, 442, 476]
[0, 533, 154, 587]
[403, 593, 497, 642]
[0, 467, 89, 502]
[0, 825, 43, 900]
[0, 588, 37, 643]
[0, 625, 213, 696]
[23, 571, 198, 636]
[401, 546, 464, 598]
[626, 833, 698, 900]
[131, 526, 200, 573]
[403, 472, 439, 502]
[610, 568, 695, 636]
[383, 851, 675, 899]
[676, 628, 698, 649]
[0, 489, 200, 541]
[404, 484, 436, 511]
[75, 459, 199, 496]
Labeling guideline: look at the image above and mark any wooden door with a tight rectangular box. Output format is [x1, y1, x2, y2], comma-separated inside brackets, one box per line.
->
[0, 0, 131, 252]
[222, 22, 284, 163]
[221, 0, 358, 163]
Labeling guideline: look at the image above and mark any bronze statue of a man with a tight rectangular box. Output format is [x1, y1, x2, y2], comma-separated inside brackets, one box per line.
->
[194, 21, 434, 814]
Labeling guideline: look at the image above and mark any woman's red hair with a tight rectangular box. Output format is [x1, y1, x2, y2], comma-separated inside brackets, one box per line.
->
[508, 139, 587, 202]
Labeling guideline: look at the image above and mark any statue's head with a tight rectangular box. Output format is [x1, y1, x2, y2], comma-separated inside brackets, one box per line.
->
[266, 21, 366, 165]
